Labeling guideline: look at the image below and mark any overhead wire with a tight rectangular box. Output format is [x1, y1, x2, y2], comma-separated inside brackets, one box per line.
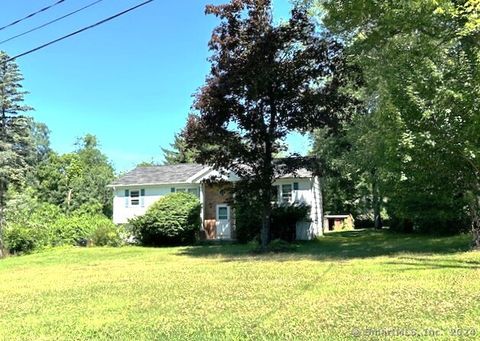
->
[5, 0, 155, 63]
[0, 0, 105, 46]
[0, 0, 67, 32]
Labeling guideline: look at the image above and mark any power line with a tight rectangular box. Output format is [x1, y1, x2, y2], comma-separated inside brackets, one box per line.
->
[0, 0, 105, 46]
[6, 0, 155, 63]
[0, 0, 67, 33]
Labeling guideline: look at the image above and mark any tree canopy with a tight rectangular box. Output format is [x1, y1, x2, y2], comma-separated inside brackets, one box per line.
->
[310, 0, 480, 244]
[185, 0, 359, 249]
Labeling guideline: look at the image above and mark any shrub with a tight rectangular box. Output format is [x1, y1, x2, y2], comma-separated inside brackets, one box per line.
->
[3, 190, 61, 254]
[271, 203, 310, 242]
[52, 214, 119, 246]
[234, 190, 310, 243]
[90, 223, 123, 247]
[3, 189, 122, 253]
[130, 193, 201, 246]
[234, 194, 263, 244]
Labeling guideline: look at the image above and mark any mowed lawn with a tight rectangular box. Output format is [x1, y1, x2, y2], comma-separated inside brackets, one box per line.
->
[1, 230, 479, 340]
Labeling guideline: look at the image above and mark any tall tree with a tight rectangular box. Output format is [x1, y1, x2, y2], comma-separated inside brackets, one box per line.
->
[314, 0, 480, 244]
[185, 0, 358, 250]
[162, 131, 198, 165]
[0, 52, 32, 257]
[36, 134, 115, 217]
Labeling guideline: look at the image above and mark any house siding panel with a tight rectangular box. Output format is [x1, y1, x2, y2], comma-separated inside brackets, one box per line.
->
[112, 184, 201, 224]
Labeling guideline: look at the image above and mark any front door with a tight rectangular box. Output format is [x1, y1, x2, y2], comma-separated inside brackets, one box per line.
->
[216, 204, 231, 239]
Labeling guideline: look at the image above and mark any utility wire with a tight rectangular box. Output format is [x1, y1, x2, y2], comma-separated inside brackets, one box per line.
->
[0, 0, 105, 46]
[6, 0, 155, 63]
[0, 0, 67, 32]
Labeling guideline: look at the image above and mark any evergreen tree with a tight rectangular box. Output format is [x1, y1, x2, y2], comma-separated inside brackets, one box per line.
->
[161, 132, 198, 165]
[0, 51, 33, 257]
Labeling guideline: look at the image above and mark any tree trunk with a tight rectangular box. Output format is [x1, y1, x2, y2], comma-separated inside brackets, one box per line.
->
[471, 194, 480, 250]
[372, 172, 383, 230]
[66, 188, 73, 213]
[260, 199, 272, 252]
[0, 178, 6, 258]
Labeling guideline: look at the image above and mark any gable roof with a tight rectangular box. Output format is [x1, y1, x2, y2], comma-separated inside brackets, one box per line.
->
[110, 162, 316, 187]
[110, 164, 207, 187]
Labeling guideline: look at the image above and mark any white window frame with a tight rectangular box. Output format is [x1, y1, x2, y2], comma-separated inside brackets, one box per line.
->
[127, 189, 143, 207]
[281, 184, 293, 204]
[173, 187, 200, 198]
[273, 182, 298, 204]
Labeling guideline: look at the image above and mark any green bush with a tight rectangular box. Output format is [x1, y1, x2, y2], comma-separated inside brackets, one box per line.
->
[271, 203, 310, 242]
[234, 194, 263, 244]
[234, 191, 310, 243]
[52, 214, 120, 246]
[130, 193, 201, 246]
[90, 223, 123, 247]
[3, 190, 122, 253]
[3, 190, 61, 254]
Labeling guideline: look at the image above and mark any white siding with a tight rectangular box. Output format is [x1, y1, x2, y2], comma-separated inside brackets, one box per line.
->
[112, 184, 201, 224]
[112, 177, 322, 240]
[273, 178, 319, 240]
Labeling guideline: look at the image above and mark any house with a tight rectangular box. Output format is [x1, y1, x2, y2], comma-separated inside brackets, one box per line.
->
[109, 163, 323, 240]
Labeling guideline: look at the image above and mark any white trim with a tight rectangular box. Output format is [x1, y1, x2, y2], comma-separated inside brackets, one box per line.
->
[127, 188, 143, 208]
[199, 183, 205, 230]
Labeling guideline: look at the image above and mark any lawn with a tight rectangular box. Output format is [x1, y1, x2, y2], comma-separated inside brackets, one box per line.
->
[0, 230, 479, 340]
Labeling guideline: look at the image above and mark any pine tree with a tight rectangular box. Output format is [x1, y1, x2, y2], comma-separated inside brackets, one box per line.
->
[162, 132, 198, 165]
[0, 51, 32, 257]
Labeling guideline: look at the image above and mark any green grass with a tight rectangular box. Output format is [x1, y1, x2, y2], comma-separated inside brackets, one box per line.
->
[1, 230, 479, 340]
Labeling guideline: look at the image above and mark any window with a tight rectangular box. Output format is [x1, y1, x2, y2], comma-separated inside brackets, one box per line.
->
[281, 184, 293, 203]
[188, 188, 199, 197]
[130, 190, 140, 206]
[172, 187, 200, 197]
[218, 206, 228, 220]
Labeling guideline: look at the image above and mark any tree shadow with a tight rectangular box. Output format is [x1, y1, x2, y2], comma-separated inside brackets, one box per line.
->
[383, 256, 480, 270]
[178, 229, 473, 262]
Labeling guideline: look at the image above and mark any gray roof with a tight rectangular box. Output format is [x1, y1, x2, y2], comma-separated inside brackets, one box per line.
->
[279, 168, 313, 179]
[110, 164, 206, 186]
[110, 162, 315, 187]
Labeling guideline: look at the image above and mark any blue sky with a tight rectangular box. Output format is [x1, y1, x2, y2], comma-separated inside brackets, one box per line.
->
[1, 0, 311, 172]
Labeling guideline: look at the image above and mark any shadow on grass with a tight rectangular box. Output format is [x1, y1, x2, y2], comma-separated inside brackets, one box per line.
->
[178, 229, 473, 262]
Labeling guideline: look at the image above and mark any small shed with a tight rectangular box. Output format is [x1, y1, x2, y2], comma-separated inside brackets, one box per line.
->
[324, 214, 354, 232]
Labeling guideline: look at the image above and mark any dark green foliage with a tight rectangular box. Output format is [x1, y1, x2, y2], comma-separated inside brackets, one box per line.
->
[3, 189, 120, 254]
[233, 190, 263, 243]
[162, 132, 198, 165]
[51, 214, 117, 247]
[3, 189, 59, 254]
[185, 0, 358, 251]
[271, 204, 310, 242]
[130, 193, 201, 246]
[35, 134, 115, 217]
[0, 52, 35, 257]
[89, 221, 123, 247]
[312, 1, 480, 243]
[234, 191, 310, 243]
